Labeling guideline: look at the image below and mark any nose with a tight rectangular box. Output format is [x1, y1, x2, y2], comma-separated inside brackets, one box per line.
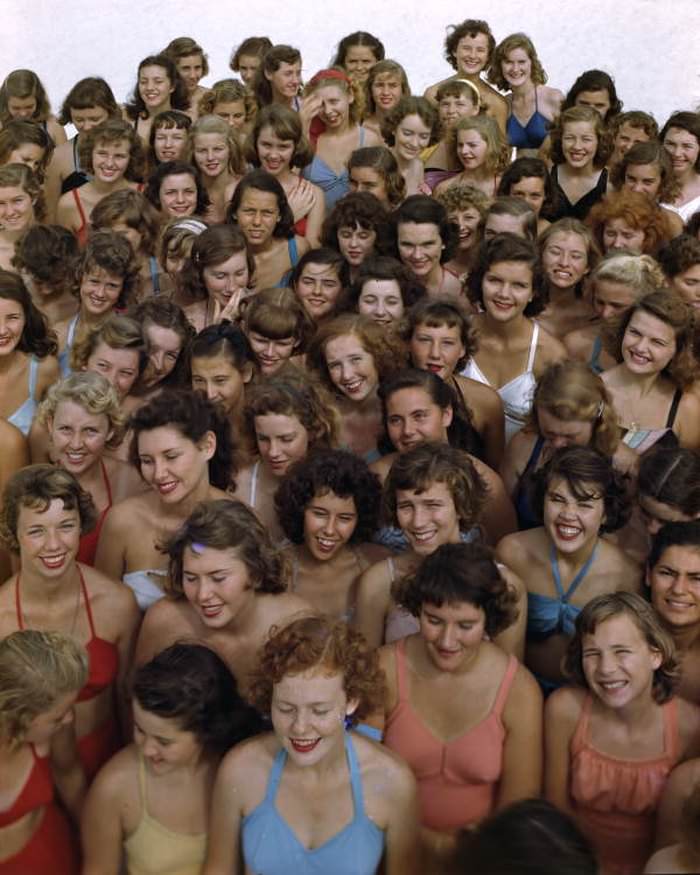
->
[61, 707, 75, 727]
[152, 457, 169, 481]
[68, 432, 84, 450]
[205, 383, 219, 401]
[550, 435, 569, 450]
[340, 360, 353, 380]
[152, 351, 165, 372]
[556, 250, 571, 266]
[290, 709, 309, 735]
[141, 736, 159, 758]
[646, 517, 663, 536]
[599, 304, 615, 321]
[438, 624, 457, 649]
[597, 650, 617, 675]
[429, 339, 440, 359]
[45, 527, 61, 551]
[264, 341, 275, 355]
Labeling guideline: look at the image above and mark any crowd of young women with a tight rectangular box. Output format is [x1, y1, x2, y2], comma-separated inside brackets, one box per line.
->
[1, 17, 700, 875]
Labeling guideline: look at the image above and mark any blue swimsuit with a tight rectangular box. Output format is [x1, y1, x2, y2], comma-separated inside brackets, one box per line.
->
[303, 128, 367, 212]
[7, 356, 39, 435]
[242, 732, 384, 875]
[506, 91, 549, 150]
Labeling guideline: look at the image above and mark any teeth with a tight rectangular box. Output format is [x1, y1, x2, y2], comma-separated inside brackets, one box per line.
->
[600, 681, 626, 689]
[558, 525, 581, 536]
[412, 530, 436, 542]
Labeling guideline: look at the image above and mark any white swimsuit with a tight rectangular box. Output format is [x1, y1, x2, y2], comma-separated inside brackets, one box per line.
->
[662, 194, 700, 224]
[123, 570, 167, 611]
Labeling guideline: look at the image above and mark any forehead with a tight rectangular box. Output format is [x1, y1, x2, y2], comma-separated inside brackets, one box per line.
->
[239, 188, 278, 209]
[53, 398, 107, 424]
[146, 324, 181, 350]
[413, 319, 461, 338]
[422, 600, 485, 621]
[299, 262, 339, 280]
[183, 543, 244, 569]
[547, 475, 601, 497]
[93, 137, 129, 152]
[396, 480, 454, 502]
[360, 278, 401, 296]
[544, 231, 587, 251]
[137, 424, 189, 450]
[639, 493, 689, 522]
[563, 120, 596, 135]
[0, 185, 30, 199]
[584, 612, 645, 643]
[194, 132, 227, 146]
[388, 386, 435, 410]
[398, 113, 430, 132]
[457, 33, 489, 49]
[274, 669, 345, 703]
[537, 407, 590, 432]
[140, 65, 169, 78]
[617, 122, 649, 139]
[626, 309, 675, 338]
[627, 162, 660, 177]
[325, 333, 367, 356]
[576, 89, 610, 104]
[652, 542, 700, 569]
[192, 354, 240, 376]
[161, 172, 195, 187]
[307, 490, 357, 513]
[398, 221, 440, 241]
[665, 126, 699, 144]
[18, 497, 77, 525]
[132, 700, 191, 737]
[345, 45, 377, 59]
[511, 175, 544, 191]
[89, 342, 138, 367]
[594, 279, 637, 300]
[255, 411, 304, 433]
[178, 53, 203, 66]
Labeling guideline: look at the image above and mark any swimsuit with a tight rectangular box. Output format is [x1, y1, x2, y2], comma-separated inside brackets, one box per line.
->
[7, 356, 39, 436]
[506, 90, 550, 150]
[303, 128, 367, 212]
[123, 753, 207, 875]
[513, 435, 545, 531]
[242, 732, 384, 875]
[662, 193, 700, 224]
[15, 565, 120, 779]
[384, 639, 518, 829]
[550, 166, 608, 222]
[71, 187, 89, 246]
[123, 570, 168, 612]
[60, 135, 89, 194]
[462, 321, 540, 445]
[58, 314, 79, 376]
[423, 168, 459, 192]
[276, 237, 300, 288]
[76, 459, 113, 566]
[589, 335, 603, 375]
[570, 693, 681, 875]
[621, 389, 682, 453]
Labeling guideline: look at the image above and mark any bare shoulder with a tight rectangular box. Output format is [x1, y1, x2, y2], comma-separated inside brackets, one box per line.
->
[457, 374, 503, 413]
[354, 731, 416, 797]
[536, 324, 567, 364]
[88, 744, 139, 802]
[104, 493, 153, 528]
[545, 684, 585, 725]
[357, 542, 391, 564]
[562, 325, 596, 361]
[496, 527, 542, 565]
[219, 733, 277, 794]
[36, 356, 60, 394]
[599, 538, 642, 584]
[81, 563, 139, 609]
[258, 591, 312, 625]
[677, 698, 700, 755]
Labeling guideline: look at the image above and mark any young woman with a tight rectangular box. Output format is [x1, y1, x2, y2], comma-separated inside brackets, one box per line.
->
[69, 313, 147, 403]
[497, 446, 640, 692]
[347, 145, 406, 209]
[230, 35, 273, 90]
[94, 389, 233, 610]
[601, 289, 700, 451]
[233, 372, 339, 542]
[376, 541, 542, 864]
[536, 218, 597, 339]
[362, 60, 411, 142]
[0, 163, 42, 269]
[434, 183, 489, 280]
[203, 615, 421, 875]
[393, 194, 462, 297]
[548, 106, 611, 222]
[659, 233, 700, 310]
[0, 418, 28, 582]
[81, 643, 263, 875]
[321, 190, 389, 281]
[0, 68, 67, 145]
[198, 79, 249, 131]
[332, 31, 385, 84]
[240, 286, 314, 377]
[434, 115, 509, 201]
[487, 32, 563, 153]
[275, 449, 389, 619]
[302, 68, 382, 212]
[227, 169, 310, 288]
[124, 54, 189, 145]
[181, 224, 255, 332]
[545, 592, 700, 875]
[55, 118, 145, 246]
[157, 216, 207, 306]
[588, 189, 674, 257]
[661, 111, 700, 224]
[128, 298, 194, 400]
[500, 361, 639, 531]
[133, 498, 310, 686]
[348, 254, 426, 330]
[423, 79, 481, 192]
[0, 465, 140, 779]
[144, 159, 209, 221]
[464, 234, 566, 444]
[498, 156, 558, 234]
[0, 630, 87, 874]
[307, 312, 406, 461]
[0, 269, 59, 436]
[482, 197, 537, 242]
[244, 104, 324, 245]
[146, 110, 192, 174]
[190, 115, 245, 223]
[560, 69, 622, 124]
[163, 36, 210, 117]
[291, 247, 347, 324]
[608, 110, 658, 167]
[381, 96, 438, 196]
[253, 45, 302, 111]
[0, 118, 54, 181]
[13, 224, 80, 325]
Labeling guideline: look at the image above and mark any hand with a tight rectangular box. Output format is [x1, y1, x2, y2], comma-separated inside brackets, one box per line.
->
[214, 289, 248, 323]
[287, 179, 316, 222]
[299, 93, 324, 135]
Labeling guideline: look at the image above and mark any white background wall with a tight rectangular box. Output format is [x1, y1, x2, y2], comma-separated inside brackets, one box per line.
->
[3, 0, 699, 128]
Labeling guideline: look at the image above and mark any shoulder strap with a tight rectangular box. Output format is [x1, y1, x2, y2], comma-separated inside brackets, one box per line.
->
[137, 752, 149, 814]
[345, 733, 364, 817]
[264, 748, 288, 803]
[78, 565, 97, 638]
[28, 356, 39, 397]
[492, 654, 518, 716]
[72, 187, 88, 225]
[101, 458, 113, 506]
[666, 389, 682, 429]
[526, 322, 540, 371]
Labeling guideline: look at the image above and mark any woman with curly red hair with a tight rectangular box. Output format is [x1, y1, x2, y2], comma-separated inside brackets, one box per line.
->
[588, 189, 674, 257]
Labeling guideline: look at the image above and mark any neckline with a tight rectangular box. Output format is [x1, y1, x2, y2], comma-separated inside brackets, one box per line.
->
[549, 541, 598, 600]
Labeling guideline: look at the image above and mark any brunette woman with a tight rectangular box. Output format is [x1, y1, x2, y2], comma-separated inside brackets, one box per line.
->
[124, 54, 189, 146]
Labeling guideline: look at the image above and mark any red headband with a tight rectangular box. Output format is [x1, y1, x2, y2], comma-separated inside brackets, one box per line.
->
[308, 68, 351, 88]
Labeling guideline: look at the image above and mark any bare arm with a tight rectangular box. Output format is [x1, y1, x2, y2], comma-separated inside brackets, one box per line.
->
[202, 748, 247, 875]
[353, 562, 392, 650]
[499, 430, 533, 499]
[113, 589, 141, 738]
[655, 758, 700, 850]
[80, 757, 127, 875]
[543, 687, 580, 818]
[133, 599, 180, 668]
[497, 664, 543, 809]
[493, 566, 526, 661]
[50, 722, 87, 820]
[383, 760, 422, 875]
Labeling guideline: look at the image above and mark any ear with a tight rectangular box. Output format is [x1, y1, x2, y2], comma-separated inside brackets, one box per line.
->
[242, 362, 254, 385]
[442, 404, 454, 428]
[345, 697, 360, 718]
[105, 427, 115, 444]
[198, 429, 217, 461]
[650, 647, 663, 672]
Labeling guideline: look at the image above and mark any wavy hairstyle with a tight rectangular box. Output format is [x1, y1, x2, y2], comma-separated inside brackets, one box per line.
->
[70, 313, 148, 378]
[467, 233, 547, 316]
[74, 230, 140, 311]
[321, 191, 391, 253]
[240, 286, 314, 350]
[487, 32, 548, 92]
[0, 70, 52, 124]
[190, 114, 245, 175]
[561, 69, 622, 122]
[363, 60, 410, 117]
[230, 36, 273, 74]
[332, 31, 385, 68]
[243, 103, 313, 169]
[125, 54, 189, 120]
[77, 118, 146, 182]
[144, 159, 210, 215]
[347, 146, 406, 208]
[381, 96, 439, 148]
[90, 189, 161, 256]
[0, 119, 54, 180]
[11, 224, 78, 290]
[180, 224, 254, 302]
[162, 36, 209, 77]
[660, 112, 700, 173]
[129, 298, 195, 389]
[57, 76, 120, 125]
[226, 169, 295, 239]
[0, 268, 57, 357]
[253, 45, 302, 108]
[444, 20, 496, 70]
[498, 156, 560, 221]
[611, 139, 681, 202]
[588, 189, 672, 256]
[38, 371, 126, 450]
[198, 79, 250, 122]
[549, 106, 612, 169]
[0, 162, 45, 221]
[658, 233, 700, 279]
[394, 194, 459, 263]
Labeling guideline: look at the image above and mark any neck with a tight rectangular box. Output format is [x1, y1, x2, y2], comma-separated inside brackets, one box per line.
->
[675, 167, 696, 187]
[548, 281, 578, 301]
[622, 365, 663, 398]
[158, 473, 213, 519]
[342, 385, 379, 413]
[0, 227, 24, 244]
[79, 306, 106, 330]
[204, 172, 232, 196]
[552, 535, 598, 573]
[249, 235, 274, 255]
[510, 81, 535, 99]
[562, 161, 595, 179]
[425, 262, 444, 293]
[0, 348, 21, 375]
[603, 685, 659, 728]
[20, 560, 80, 600]
[483, 310, 529, 339]
[148, 99, 171, 119]
[670, 622, 700, 653]
[221, 587, 258, 635]
[74, 456, 103, 491]
[91, 176, 128, 196]
[299, 541, 348, 570]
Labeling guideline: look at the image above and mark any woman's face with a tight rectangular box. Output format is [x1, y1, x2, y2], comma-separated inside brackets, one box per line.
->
[612, 123, 651, 165]
[49, 400, 112, 476]
[271, 669, 356, 766]
[237, 54, 262, 88]
[394, 114, 431, 163]
[544, 475, 605, 555]
[256, 125, 295, 175]
[142, 324, 182, 387]
[0, 296, 25, 357]
[85, 341, 140, 398]
[371, 73, 403, 114]
[448, 206, 481, 252]
[457, 127, 488, 172]
[623, 162, 662, 199]
[483, 212, 526, 242]
[246, 330, 297, 376]
[639, 494, 699, 537]
[343, 45, 378, 83]
[509, 175, 546, 216]
[561, 121, 597, 170]
[438, 94, 477, 130]
[337, 223, 376, 267]
[137, 425, 214, 503]
[396, 480, 461, 555]
[255, 412, 309, 477]
[25, 692, 78, 746]
[235, 188, 280, 248]
[138, 64, 174, 112]
[159, 172, 198, 218]
[7, 143, 45, 175]
[214, 100, 247, 129]
[574, 89, 611, 118]
[325, 333, 378, 402]
[386, 386, 452, 453]
[581, 613, 661, 708]
[203, 251, 250, 307]
[357, 278, 404, 326]
[193, 133, 229, 179]
[410, 321, 465, 381]
[79, 266, 124, 318]
[91, 137, 130, 185]
[17, 499, 81, 577]
[542, 231, 590, 290]
[420, 599, 486, 672]
[670, 265, 700, 310]
[602, 218, 646, 254]
[153, 125, 188, 164]
[481, 259, 533, 321]
[266, 61, 302, 102]
[316, 84, 352, 130]
[133, 701, 201, 774]
[455, 33, 490, 76]
[192, 353, 249, 414]
[181, 544, 254, 629]
[175, 53, 204, 95]
[502, 47, 533, 89]
[663, 126, 700, 176]
[397, 221, 443, 280]
[621, 310, 677, 377]
[349, 166, 389, 204]
[0, 185, 35, 235]
[295, 262, 343, 321]
[70, 105, 110, 135]
[7, 95, 37, 119]
[304, 490, 358, 561]
[592, 279, 638, 322]
[537, 407, 594, 451]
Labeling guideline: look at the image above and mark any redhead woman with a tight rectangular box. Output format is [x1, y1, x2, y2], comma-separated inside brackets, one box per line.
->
[124, 54, 190, 146]
[0, 465, 140, 779]
[95, 389, 233, 611]
[227, 169, 310, 288]
[190, 115, 245, 222]
[203, 615, 421, 875]
[0, 269, 59, 436]
[433, 115, 510, 200]
[275, 449, 389, 620]
[0, 163, 42, 270]
[661, 111, 700, 225]
[588, 189, 674, 258]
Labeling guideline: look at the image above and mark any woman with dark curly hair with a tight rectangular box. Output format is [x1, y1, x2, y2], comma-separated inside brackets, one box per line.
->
[204, 614, 421, 875]
[82, 642, 263, 875]
[291, 246, 347, 325]
[601, 289, 700, 451]
[124, 54, 190, 146]
[545, 592, 700, 875]
[561, 69, 622, 125]
[658, 233, 700, 307]
[321, 190, 389, 281]
[144, 159, 209, 221]
[661, 111, 700, 225]
[433, 183, 489, 280]
[348, 254, 426, 330]
[0, 163, 43, 269]
[275, 448, 389, 619]
[376, 540, 542, 865]
[307, 312, 407, 461]
[497, 446, 640, 693]
[95, 389, 234, 610]
[12, 223, 80, 325]
[464, 234, 566, 444]
[0, 465, 140, 779]
[0, 269, 59, 435]
[588, 189, 674, 257]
